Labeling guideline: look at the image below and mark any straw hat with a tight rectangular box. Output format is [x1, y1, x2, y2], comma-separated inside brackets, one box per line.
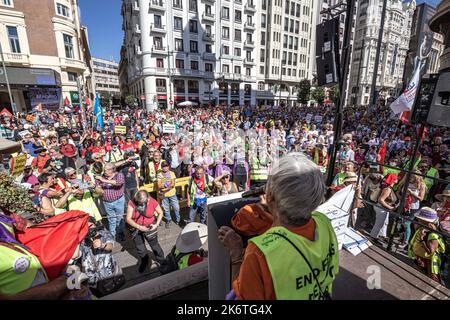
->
[414, 207, 439, 224]
[436, 189, 450, 202]
[175, 223, 208, 254]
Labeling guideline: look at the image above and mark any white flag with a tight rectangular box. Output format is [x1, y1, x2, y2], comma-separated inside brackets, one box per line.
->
[390, 66, 421, 115]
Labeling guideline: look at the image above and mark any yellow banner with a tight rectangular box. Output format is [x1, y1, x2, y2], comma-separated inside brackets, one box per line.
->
[11, 154, 27, 177]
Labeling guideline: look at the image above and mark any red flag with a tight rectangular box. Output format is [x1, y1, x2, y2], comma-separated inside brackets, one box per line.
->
[85, 97, 91, 106]
[35, 103, 42, 112]
[378, 141, 387, 173]
[63, 97, 71, 107]
[399, 111, 411, 125]
[0, 107, 12, 117]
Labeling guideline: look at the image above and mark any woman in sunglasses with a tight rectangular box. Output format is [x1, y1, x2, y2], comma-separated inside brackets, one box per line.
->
[214, 171, 239, 196]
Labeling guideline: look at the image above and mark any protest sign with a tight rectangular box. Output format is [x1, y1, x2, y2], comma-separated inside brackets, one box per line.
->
[163, 124, 176, 134]
[305, 113, 313, 123]
[315, 115, 323, 123]
[10, 154, 27, 177]
[115, 126, 127, 135]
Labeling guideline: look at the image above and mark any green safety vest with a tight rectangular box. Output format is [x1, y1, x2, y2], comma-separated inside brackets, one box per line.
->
[424, 168, 438, 193]
[106, 149, 124, 163]
[404, 157, 422, 171]
[250, 159, 269, 182]
[408, 228, 445, 275]
[148, 162, 163, 183]
[250, 212, 339, 300]
[383, 167, 401, 177]
[334, 172, 346, 186]
[174, 248, 190, 270]
[0, 222, 48, 297]
[67, 192, 102, 222]
[189, 176, 213, 206]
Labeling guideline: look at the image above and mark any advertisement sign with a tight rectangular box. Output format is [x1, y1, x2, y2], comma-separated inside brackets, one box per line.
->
[0, 67, 59, 86]
[70, 91, 80, 106]
[28, 88, 61, 111]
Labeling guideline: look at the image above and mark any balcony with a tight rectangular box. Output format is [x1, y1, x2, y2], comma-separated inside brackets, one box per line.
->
[244, 3, 256, 13]
[132, 2, 139, 12]
[170, 68, 204, 78]
[149, 0, 165, 11]
[151, 45, 167, 54]
[202, 12, 215, 22]
[203, 52, 216, 61]
[143, 67, 168, 76]
[202, 33, 215, 42]
[135, 25, 141, 33]
[59, 57, 86, 70]
[156, 86, 167, 93]
[150, 23, 166, 34]
[243, 40, 255, 48]
[244, 58, 255, 65]
[3, 53, 30, 65]
[244, 75, 256, 82]
[200, 0, 215, 3]
[244, 22, 255, 31]
[204, 71, 215, 79]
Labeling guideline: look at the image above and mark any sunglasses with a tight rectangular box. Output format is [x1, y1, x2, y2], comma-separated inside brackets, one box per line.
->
[222, 175, 230, 179]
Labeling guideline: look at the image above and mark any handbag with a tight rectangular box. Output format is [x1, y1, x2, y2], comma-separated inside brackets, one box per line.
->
[271, 232, 332, 300]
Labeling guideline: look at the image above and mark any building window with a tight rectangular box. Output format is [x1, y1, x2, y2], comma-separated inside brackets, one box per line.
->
[258, 81, 264, 90]
[174, 17, 183, 30]
[234, 66, 241, 74]
[188, 80, 199, 93]
[231, 83, 239, 95]
[63, 33, 74, 58]
[222, 27, 229, 40]
[205, 63, 213, 72]
[67, 72, 77, 82]
[174, 80, 185, 93]
[205, 24, 212, 36]
[235, 10, 242, 23]
[56, 3, 70, 17]
[246, 67, 251, 76]
[154, 37, 163, 49]
[189, 0, 197, 12]
[234, 47, 241, 57]
[7, 26, 20, 53]
[285, 0, 289, 14]
[1, 0, 13, 7]
[223, 46, 229, 55]
[154, 15, 162, 28]
[244, 84, 251, 95]
[234, 29, 241, 42]
[261, 14, 266, 28]
[175, 38, 183, 51]
[156, 79, 166, 92]
[189, 19, 198, 33]
[205, 4, 212, 15]
[175, 59, 184, 68]
[173, 0, 182, 9]
[156, 58, 164, 68]
[191, 60, 198, 70]
[206, 44, 212, 53]
[260, 49, 265, 62]
[190, 41, 198, 53]
[223, 64, 230, 73]
[222, 7, 229, 19]
[219, 82, 228, 94]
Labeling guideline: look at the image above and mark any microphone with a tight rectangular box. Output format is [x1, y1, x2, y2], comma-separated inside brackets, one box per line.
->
[242, 185, 266, 198]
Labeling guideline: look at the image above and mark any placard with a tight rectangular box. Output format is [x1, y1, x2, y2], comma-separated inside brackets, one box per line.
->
[114, 126, 127, 135]
[315, 115, 323, 123]
[163, 124, 176, 134]
[305, 113, 313, 123]
[10, 154, 27, 177]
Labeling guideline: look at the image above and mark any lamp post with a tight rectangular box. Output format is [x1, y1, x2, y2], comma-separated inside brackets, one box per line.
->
[0, 40, 16, 116]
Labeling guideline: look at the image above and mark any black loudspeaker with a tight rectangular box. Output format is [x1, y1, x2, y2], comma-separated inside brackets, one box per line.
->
[427, 71, 450, 128]
[411, 73, 439, 124]
[316, 18, 340, 87]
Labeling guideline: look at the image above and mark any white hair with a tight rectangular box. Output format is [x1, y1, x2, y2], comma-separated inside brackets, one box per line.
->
[266, 152, 326, 225]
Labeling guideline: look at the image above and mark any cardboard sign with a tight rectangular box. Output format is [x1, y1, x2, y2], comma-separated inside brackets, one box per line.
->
[115, 126, 127, 135]
[315, 115, 323, 123]
[10, 154, 27, 177]
[162, 124, 176, 134]
[305, 113, 313, 123]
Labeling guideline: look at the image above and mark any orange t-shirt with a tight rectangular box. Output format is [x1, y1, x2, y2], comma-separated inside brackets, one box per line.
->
[232, 219, 316, 300]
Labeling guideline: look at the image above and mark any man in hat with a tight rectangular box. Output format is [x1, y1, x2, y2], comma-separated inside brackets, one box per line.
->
[432, 189, 450, 222]
[31, 147, 50, 174]
[105, 140, 124, 164]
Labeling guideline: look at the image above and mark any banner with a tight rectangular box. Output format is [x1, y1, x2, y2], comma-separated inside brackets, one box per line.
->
[28, 87, 61, 111]
[114, 126, 127, 135]
[163, 124, 176, 134]
[390, 66, 421, 115]
[10, 154, 27, 177]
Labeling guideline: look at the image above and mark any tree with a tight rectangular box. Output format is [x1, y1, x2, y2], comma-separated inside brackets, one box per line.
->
[311, 87, 325, 105]
[125, 94, 137, 107]
[297, 79, 311, 104]
[100, 92, 112, 108]
[329, 85, 340, 105]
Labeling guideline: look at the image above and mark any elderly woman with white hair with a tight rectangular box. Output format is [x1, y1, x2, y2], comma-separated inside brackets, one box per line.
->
[219, 153, 339, 300]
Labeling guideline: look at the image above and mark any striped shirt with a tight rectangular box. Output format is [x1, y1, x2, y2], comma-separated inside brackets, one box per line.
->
[96, 172, 125, 202]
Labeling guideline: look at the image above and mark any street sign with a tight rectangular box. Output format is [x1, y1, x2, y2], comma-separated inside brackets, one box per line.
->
[169, 100, 173, 106]
[140, 95, 145, 101]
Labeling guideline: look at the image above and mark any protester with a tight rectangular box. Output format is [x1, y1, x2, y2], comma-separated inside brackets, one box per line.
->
[214, 171, 239, 196]
[187, 166, 214, 225]
[157, 161, 181, 228]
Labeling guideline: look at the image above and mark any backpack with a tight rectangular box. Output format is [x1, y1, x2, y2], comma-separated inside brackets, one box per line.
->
[158, 246, 189, 274]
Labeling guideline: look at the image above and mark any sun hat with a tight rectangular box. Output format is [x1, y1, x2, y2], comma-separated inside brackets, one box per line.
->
[175, 222, 208, 254]
[436, 189, 450, 202]
[414, 207, 439, 224]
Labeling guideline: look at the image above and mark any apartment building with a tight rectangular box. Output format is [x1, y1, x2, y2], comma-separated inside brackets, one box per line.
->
[121, 0, 318, 109]
[348, 0, 416, 107]
[0, 0, 91, 112]
[92, 57, 120, 99]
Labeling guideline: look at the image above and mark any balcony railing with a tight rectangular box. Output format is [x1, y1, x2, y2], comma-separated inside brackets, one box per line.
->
[152, 45, 167, 54]
[244, 22, 255, 30]
[150, 23, 166, 33]
[244, 40, 255, 47]
[4, 53, 30, 64]
[149, 0, 165, 11]
[156, 86, 166, 93]
[203, 52, 216, 61]
[132, 3, 139, 12]
[202, 12, 215, 22]
[202, 33, 215, 41]
[59, 57, 86, 69]
[201, 0, 215, 3]
[170, 68, 204, 77]
[244, 58, 255, 65]
[244, 3, 256, 12]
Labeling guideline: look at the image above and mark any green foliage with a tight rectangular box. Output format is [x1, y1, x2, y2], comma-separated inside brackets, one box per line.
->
[297, 79, 311, 104]
[311, 87, 326, 105]
[329, 85, 340, 104]
[125, 94, 136, 106]
[0, 172, 40, 221]
[100, 92, 112, 107]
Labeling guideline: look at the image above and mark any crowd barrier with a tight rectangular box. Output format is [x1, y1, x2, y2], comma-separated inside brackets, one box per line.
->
[140, 176, 191, 209]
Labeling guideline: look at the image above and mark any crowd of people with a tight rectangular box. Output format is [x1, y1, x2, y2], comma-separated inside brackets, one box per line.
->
[0, 99, 449, 298]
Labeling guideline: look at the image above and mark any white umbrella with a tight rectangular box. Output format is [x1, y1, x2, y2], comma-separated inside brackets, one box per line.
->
[177, 101, 198, 107]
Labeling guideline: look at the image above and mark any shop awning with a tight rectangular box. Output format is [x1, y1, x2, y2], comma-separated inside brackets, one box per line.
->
[0, 137, 22, 154]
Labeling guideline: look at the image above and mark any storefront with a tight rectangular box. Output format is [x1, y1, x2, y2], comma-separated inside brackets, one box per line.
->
[0, 67, 61, 113]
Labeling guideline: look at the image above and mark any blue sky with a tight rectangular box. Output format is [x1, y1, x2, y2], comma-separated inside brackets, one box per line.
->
[77, 0, 442, 63]
[78, 0, 123, 62]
